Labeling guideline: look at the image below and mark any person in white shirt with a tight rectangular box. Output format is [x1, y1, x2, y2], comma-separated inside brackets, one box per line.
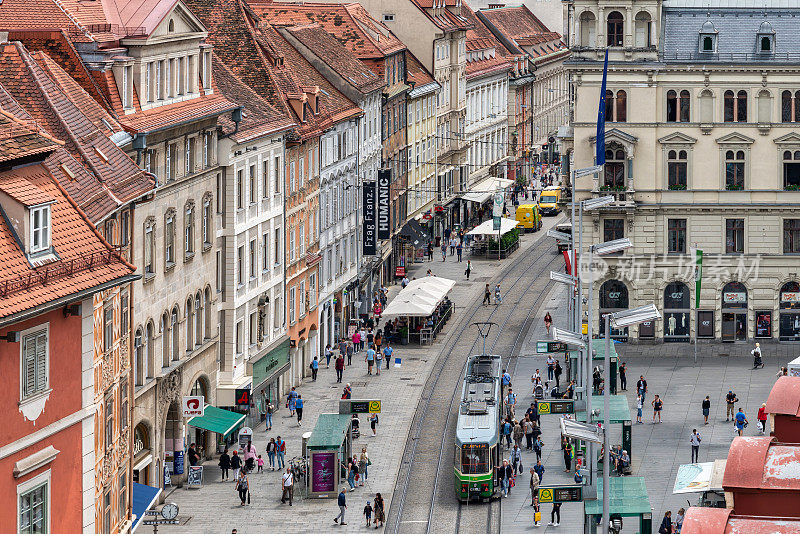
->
[690, 429, 702, 463]
[281, 468, 294, 505]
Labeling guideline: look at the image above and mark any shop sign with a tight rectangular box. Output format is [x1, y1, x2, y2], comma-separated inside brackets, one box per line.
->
[395, 266, 406, 277]
[311, 452, 336, 493]
[173, 451, 184, 475]
[782, 292, 799, 303]
[133, 437, 145, 457]
[723, 292, 746, 304]
[377, 169, 391, 239]
[363, 181, 376, 255]
[182, 396, 205, 417]
[235, 389, 251, 406]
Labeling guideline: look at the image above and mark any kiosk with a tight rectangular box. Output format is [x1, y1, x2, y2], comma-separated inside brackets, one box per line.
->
[576, 394, 633, 465]
[306, 414, 353, 498]
[584, 477, 652, 534]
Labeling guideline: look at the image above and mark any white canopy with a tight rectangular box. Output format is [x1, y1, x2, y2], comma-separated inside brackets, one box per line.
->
[381, 276, 456, 317]
[467, 217, 520, 236]
[461, 176, 514, 204]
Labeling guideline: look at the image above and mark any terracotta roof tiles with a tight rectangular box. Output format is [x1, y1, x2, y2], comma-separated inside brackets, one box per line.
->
[405, 52, 435, 88]
[462, 4, 512, 80]
[479, 5, 568, 63]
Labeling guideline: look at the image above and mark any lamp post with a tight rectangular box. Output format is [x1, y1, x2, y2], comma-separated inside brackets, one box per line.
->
[601, 304, 660, 534]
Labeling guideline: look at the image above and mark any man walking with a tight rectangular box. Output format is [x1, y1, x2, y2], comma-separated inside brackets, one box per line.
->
[325, 344, 334, 368]
[546, 355, 555, 382]
[483, 283, 491, 306]
[295, 395, 304, 426]
[726, 390, 738, 422]
[383, 343, 393, 370]
[534, 460, 545, 485]
[636, 375, 648, 402]
[334, 487, 347, 525]
[498, 459, 513, 497]
[735, 408, 748, 436]
[365, 345, 375, 375]
[510, 444, 523, 476]
[276, 436, 286, 469]
[375, 346, 383, 375]
[529, 468, 540, 506]
[465, 260, 471, 280]
[690, 429, 702, 463]
[310, 357, 319, 381]
[281, 467, 294, 505]
[619, 362, 627, 391]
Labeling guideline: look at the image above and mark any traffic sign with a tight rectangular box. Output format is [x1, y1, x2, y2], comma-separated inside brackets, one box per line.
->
[142, 519, 180, 525]
[537, 400, 574, 415]
[346, 400, 381, 414]
[536, 341, 568, 353]
[538, 485, 583, 503]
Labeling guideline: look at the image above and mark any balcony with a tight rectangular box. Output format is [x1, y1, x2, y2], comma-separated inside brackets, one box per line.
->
[591, 185, 636, 209]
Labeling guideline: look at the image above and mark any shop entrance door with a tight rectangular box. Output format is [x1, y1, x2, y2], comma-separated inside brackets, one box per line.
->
[722, 313, 746, 342]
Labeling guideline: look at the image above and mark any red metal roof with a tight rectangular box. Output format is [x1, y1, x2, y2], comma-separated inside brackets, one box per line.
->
[683, 508, 800, 534]
[766, 376, 800, 418]
[724, 437, 800, 491]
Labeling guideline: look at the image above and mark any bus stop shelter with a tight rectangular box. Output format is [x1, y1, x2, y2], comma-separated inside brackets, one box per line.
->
[584, 477, 653, 534]
[576, 394, 633, 462]
[567, 339, 619, 395]
[307, 414, 353, 499]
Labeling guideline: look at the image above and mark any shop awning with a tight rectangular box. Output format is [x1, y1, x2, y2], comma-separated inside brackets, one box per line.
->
[187, 406, 246, 438]
[467, 217, 520, 236]
[381, 276, 456, 317]
[131, 483, 161, 532]
[399, 218, 429, 248]
[461, 176, 514, 204]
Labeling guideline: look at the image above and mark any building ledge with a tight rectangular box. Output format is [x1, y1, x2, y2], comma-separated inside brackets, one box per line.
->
[14, 445, 59, 478]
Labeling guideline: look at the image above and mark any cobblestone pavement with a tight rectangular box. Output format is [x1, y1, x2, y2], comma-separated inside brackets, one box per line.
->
[502, 284, 782, 533]
[167, 216, 565, 533]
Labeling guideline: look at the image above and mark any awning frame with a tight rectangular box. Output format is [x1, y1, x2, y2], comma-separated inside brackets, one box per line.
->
[187, 405, 246, 438]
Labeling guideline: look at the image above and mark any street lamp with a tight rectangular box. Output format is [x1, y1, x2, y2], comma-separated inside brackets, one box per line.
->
[590, 238, 633, 256]
[600, 304, 661, 534]
[547, 228, 572, 242]
[552, 327, 586, 349]
[550, 270, 576, 286]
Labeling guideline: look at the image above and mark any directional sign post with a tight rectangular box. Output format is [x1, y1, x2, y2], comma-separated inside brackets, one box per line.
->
[537, 400, 575, 415]
[536, 341, 568, 354]
[538, 485, 583, 503]
[339, 399, 381, 414]
[143, 519, 180, 525]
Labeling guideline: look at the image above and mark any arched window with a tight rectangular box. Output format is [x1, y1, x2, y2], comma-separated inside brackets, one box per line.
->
[171, 307, 179, 361]
[604, 147, 626, 188]
[736, 90, 747, 122]
[616, 90, 627, 122]
[724, 90, 735, 122]
[782, 90, 791, 122]
[146, 321, 154, 378]
[204, 287, 213, 338]
[607, 11, 623, 47]
[794, 91, 800, 123]
[605, 90, 614, 121]
[186, 297, 194, 352]
[634, 12, 651, 48]
[698, 89, 713, 122]
[195, 292, 203, 345]
[168, 19, 175, 32]
[667, 150, 687, 189]
[679, 90, 690, 122]
[580, 12, 597, 47]
[666, 90, 678, 122]
[161, 313, 170, 368]
[725, 150, 745, 190]
[134, 328, 144, 386]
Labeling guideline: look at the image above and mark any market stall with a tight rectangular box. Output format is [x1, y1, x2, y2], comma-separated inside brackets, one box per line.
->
[380, 276, 456, 345]
[467, 217, 521, 259]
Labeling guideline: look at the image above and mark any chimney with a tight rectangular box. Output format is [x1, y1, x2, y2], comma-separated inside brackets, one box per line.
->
[488, 3, 505, 8]
[0, 32, 8, 45]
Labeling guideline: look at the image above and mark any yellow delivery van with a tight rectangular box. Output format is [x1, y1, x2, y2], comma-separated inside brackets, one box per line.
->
[538, 186, 562, 216]
[516, 203, 542, 232]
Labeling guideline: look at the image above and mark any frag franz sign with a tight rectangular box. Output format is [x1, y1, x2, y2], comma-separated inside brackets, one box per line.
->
[363, 181, 376, 255]
[377, 168, 391, 239]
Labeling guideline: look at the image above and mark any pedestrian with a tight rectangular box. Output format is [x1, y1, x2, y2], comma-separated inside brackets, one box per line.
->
[725, 390, 738, 422]
[691, 397, 706, 428]
[676, 507, 685, 534]
[735, 407, 748, 436]
[506, 388, 517, 418]
[347, 341, 354, 365]
[266, 400, 274, 431]
[219, 448, 231, 481]
[757, 403, 768, 435]
[188, 442, 200, 467]
[276, 436, 286, 469]
[498, 459, 513, 497]
[427, 241, 434, 261]
[513, 420, 524, 449]
[549, 502, 561, 527]
[554, 360, 562, 389]
[441, 243, 447, 261]
[375, 345, 383, 375]
[658, 511, 672, 534]
[651, 394, 663, 423]
[545, 355, 555, 382]
[363, 501, 373, 527]
[373, 493, 386, 528]
[383, 343, 393, 369]
[465, 260, 471, 280]
[365, 345, 375, 375]
[367, 328, 375, 348]
[494, 283, 503, 305]
[690, 429, 701, 463]
[296, 395, 304, 426]
[359, 447, 370, 484]
[533, 436, 544, 462]
[266, 438, 277, 471]
[637, 375, 647, 401]
[449, 236, 456, 256]
[502, 369, 512, 390]
[457, 242, 463, 261]
[347, 458, 357, 490]
[523, 417, 534, 450]
[636, 394, 643, 424]
[483, 283, 491, 306]
[544, 312, 553, 333]
[533, 496, 541, 526]
[502, 419, 513, 449]
[752, 342, 763, 369]
[562, 438, 572, 472]
[619, 362, 627, 391]
[311, 356, 319, 381]
[256, 455, 264, 473]
[287, 387, 298, 416]
[510, 444, 523, 476]
[281, 467, 294, 505]
[533, 459, 545, 485]
[325, 344, 333, 368]
[243, 440, 257, 472]
[352, 330, 361, 353]
[342, 383, 352, 399]
[236, 468, 249, 506]
[335, 353, 345, 383]
[401, 276, 409, 288]
[334, 487, 348, 525]
[370, 412, 379, 436]
[231, 450, 242, 481]
[529, 468, 540, 506]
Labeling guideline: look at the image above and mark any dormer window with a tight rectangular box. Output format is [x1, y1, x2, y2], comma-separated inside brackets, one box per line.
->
[30, 204, 51, 254]
[699, 21, 718, 53]
[757, 21, 775, 54]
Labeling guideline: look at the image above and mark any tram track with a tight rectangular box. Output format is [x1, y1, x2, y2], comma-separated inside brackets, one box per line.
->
[386, 231, 565, 534]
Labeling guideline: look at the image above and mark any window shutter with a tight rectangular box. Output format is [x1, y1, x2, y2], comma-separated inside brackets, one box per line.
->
[24, 335, 36, 397]
[35, 332, 47, 392]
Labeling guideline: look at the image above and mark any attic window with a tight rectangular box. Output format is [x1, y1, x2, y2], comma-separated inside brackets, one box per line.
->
[168, 19, 175, 32]
[94, 146, 109, 163]
[382, 14, 395, 22]
[757, 22, 775, 54]
[60, 164, 76, 181]
[699, 20, 718, 53]
[30, 204, 51, 254]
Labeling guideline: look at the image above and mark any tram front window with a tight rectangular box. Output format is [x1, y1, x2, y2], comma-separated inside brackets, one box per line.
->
[461, 444, 489, 474]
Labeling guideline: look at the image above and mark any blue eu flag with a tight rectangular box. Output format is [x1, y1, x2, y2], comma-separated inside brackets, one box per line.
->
[596, 49, 609, 166]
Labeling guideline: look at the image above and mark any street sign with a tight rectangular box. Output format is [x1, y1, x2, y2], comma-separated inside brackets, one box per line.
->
[537, 400, 574, 415]
[235, 388, 251, 406]
[181, 396, 204, 417]
[342, 400, 382, 414]
[142, 519, 180, 526]
[538, 485, 583, 503]
[143, 510, 161, 516]
[187, 465, 203, 488]
[536, 341, 568, 353]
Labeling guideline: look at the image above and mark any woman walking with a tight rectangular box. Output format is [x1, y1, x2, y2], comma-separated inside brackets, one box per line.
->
[757, 403, 768, 435]
[266, 438, 277, 471]
[702, 396, 711, 425]
[236, 469, 249, 506]
[370, 412, 379, 436]
[359, 448, 369, 486]
[658, 511, 672, 534]
[636, 394, 644, 424]
[373, 493, 386, 529]
[219, 448, 231, 481]
[465, 260, 471, 280]
[652, 395, 663, 424]
[544, 312, 553, 334]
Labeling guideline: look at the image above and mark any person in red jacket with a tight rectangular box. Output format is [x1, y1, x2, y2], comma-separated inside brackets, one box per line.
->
[757, 403, 768, 435]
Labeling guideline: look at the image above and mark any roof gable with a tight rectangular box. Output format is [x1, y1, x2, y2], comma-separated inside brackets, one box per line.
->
[148, 2, 207, 40]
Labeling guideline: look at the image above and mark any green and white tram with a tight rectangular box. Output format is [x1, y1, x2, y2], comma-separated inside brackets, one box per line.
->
[454, 353, 503, 501]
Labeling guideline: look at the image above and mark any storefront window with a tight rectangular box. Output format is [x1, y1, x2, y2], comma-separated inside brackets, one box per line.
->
[664, 282, 690, 341]
[697, 310, 715, 338]
[755, 311, 772, 338]
[599, 280, 629, 340]
[721, 282, 747, 341]
[780, 282, 800, 341]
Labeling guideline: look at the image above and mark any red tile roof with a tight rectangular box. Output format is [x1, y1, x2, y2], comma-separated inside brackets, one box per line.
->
[0, 162, 136, 319]
[479, 5, 568, 63]
[247, 2, 405, 59]
[0, 105, 63, 164]
[406, 52, 435, 89]
[412, 2, 472, 32]
[0, 42, 155, 222]
[462, 4, 512, 80]
[282, 24, 385, 94]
